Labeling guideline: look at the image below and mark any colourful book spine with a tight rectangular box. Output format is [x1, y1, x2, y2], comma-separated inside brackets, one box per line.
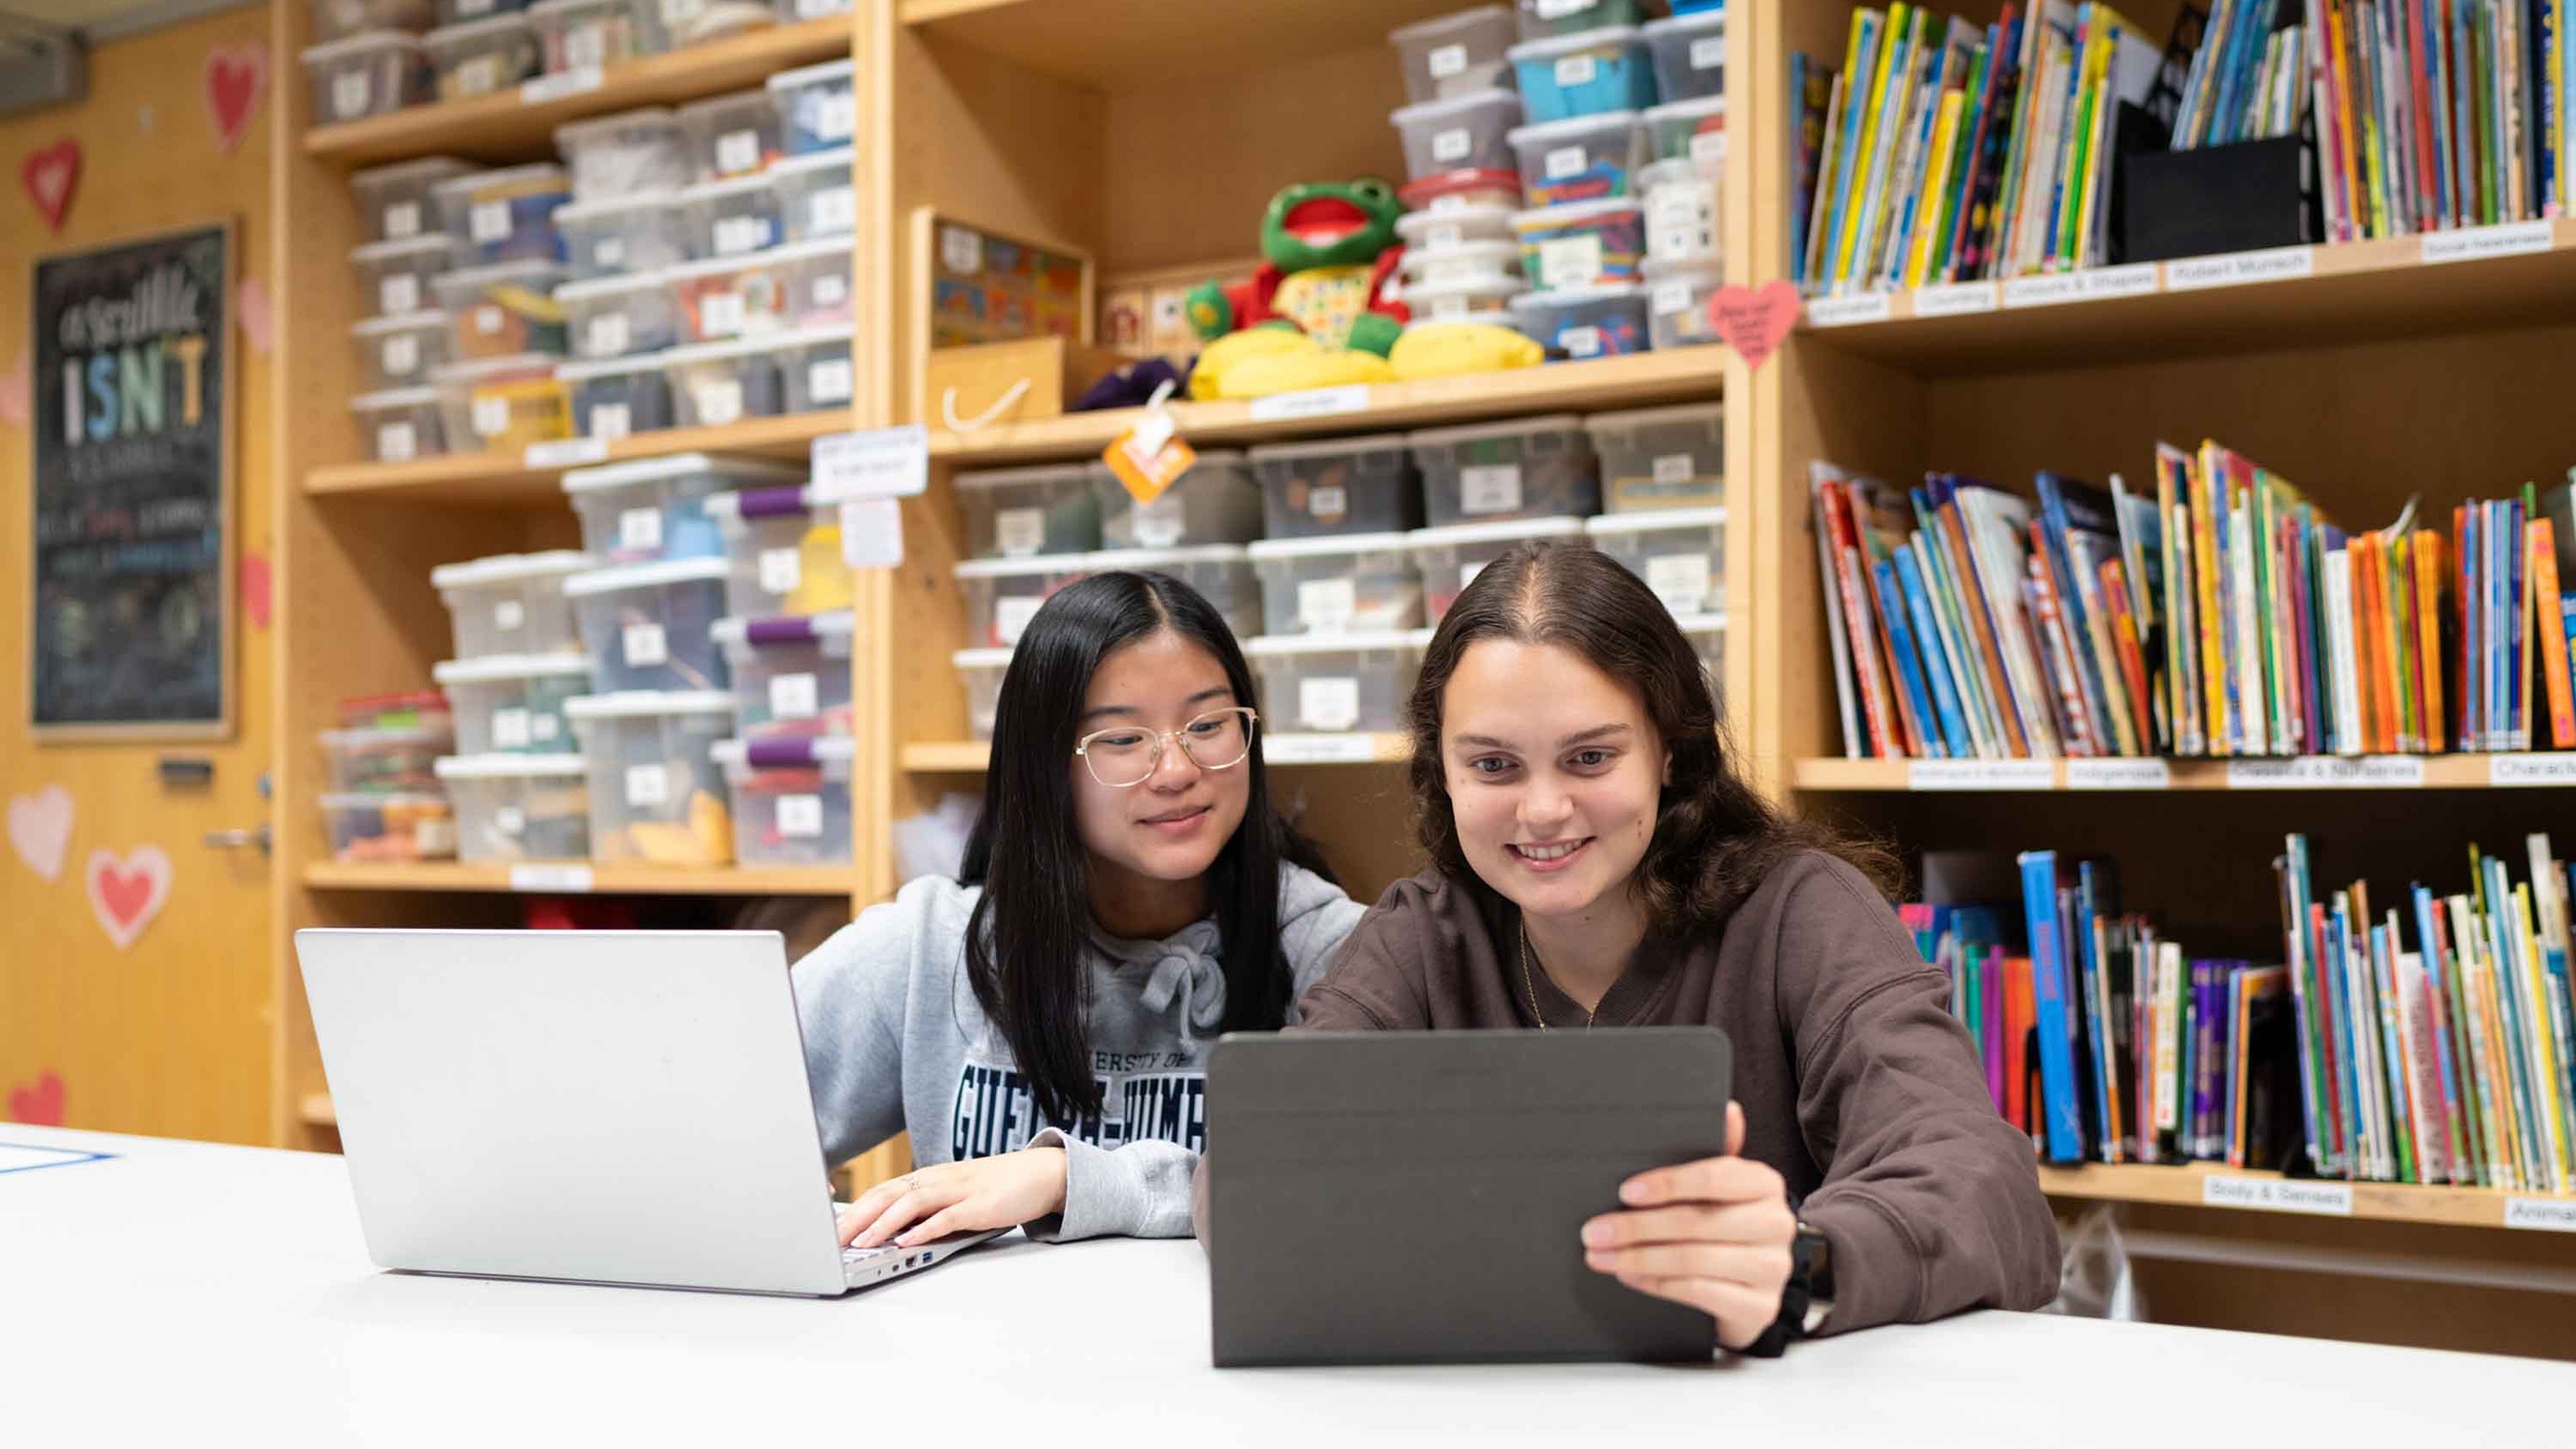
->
[1895, 547, 1974, 757]
[2191, 446, 2232, 754]
[2534, 519, 2576, 746]
[2415, 529, 2450, 754]
[2021, 851, 2088, 1161]
[1872, 557, 1941, 756]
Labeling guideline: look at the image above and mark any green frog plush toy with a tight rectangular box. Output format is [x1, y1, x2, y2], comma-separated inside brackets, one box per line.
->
[1182, 179, 1413, 400]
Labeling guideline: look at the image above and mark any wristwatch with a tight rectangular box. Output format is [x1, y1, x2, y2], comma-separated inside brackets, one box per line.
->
[1741, 1215, 1836, 1357]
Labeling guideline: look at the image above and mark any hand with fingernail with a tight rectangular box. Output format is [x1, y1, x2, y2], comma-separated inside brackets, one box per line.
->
[1580, 1102, 1797, 1352]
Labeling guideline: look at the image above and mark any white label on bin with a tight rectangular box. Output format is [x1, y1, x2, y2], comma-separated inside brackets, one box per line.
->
[383, 334, 419, 376]
[619, 507, 663, 552]
[1691, 35, 1726, 70]
[594, 235, 626, 268]
[758, 547, 802, 596]
[1299, 677, 1362, 732]
[811, 274, 848, 309]
[589, 404, 633, 442]
[564, 24, 608, 71]
[940, 225, 983, 275]
[1431, 127, 1472, 164]
[841, 497, 904, 569]
[694, 380, 744, 426]
[769, 673, 821, 719]
[471, 395, 510, 438]
[1538, 235, 1604, 288]
[475, 304, 504, 336]
[378, 422, 417, 463]
[493, 599, 526, 631]
[1652, 452, 1696, 485]
[994, 595, 1043, 645]
[1298, 578, 1358, 632]
[1425, 293, 1477, 321]
[332, 71, 370, 120]
[1652, 279, 1693, 314]
[717, 130, 761, 176]
[509, 862, 594, 892]
[532, 713, 559, 742]
[1424, 223, 1464, 248]
[1308, 483, 1348, 523]
[1536, 0, 1589, 15]
[589, 312, 630, 357]
[1554, 54, 1597, 87]
[521, 68, 603, 104]
[1562, 324, 1605, 358]
[490, 707, 533, 750]
[1545, 145, 1587, 180]
[1690, 129, 1727, 164]
[384, 200, 421, 239]
[469, 199, 511, 244]
[797, 0, 839, 17]
[809, 186, 857, 235]
[778, 794, 825, 838]
[819, 93, 856, 142]
[624, 763, 671, 809]
[622, 621, 669, 667]
[994, 507, 1046, 557]
[1647, 554, 1713, 612]
[1458, 464, 1523, 515]
[494, 804, 525, 837]
[381, 274, 420, 315]
[457, 55, 504, 97]
[808, 358, 854, 404]
[700, 291, 746, 337]
[1427, 42, 1468, 79]
[1132, 497, 1185, 548]
[714, 215, 769, 256]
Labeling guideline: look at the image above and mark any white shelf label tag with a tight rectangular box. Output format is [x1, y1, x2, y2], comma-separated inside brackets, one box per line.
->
[1913, 280, 2000, 316]
[1248, 384, 1370, 422]
[377, 422, 417, 463]
[2505, 1196, 2576, 1232]
[1907, 758, 2054, 790]
[700, 291, 746, 337]
[622, 621, 668, 667]
[2420, 219, 2554, 264]
[509, 863, 594, 892]
[624, 763, 671, 809]
[1297, 578, 1357, 632]
[524, 437, 609, 468]
[1808, 293, 1894, 326]
[383, 201, 421, 239]
[381, 274, 420, 315]
[469, 199, 510, 244]
[1431, 127, 1471, 164]
[808, 358, 854, 404]
[1265, 732, 1382, 764]
[813, 424, 929, 502]
[1545, 145, 1587, 179]
[2200, 1175, 2353, 1216]
[2064, 758, 2171, 790]
[2163, 245, 2316, 290]
[2490, 754, 2576, 786]
[693, 379, 743, 426]
[490, 708, 532, 750]
[2225, 756, 2425, 789]
[809, 186, 857, 235]
[1426, 43, 1467, 79]
[618, 507, 663, 552]
[716, 130, 761, 176]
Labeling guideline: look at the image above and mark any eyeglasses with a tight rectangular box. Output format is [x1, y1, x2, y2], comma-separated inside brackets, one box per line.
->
[1074, 707, 1259, 788]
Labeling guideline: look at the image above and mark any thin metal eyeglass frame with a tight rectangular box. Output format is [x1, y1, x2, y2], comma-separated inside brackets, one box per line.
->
[1072, 707, 1260, 787]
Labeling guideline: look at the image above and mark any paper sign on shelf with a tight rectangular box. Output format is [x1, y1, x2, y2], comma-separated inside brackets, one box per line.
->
[2064, 758, 2171, 790]
[841, 497, 904, 569]
[525, 438, 610, 468]
[1906, 758, 2054, 790]
[509, 863, 594, 893]
[2163, 245, 2316, 291]
[1248, 384, 1372, 422]
[2489, 754, 2576, 786]
[812, 424, 928, 503]
[2420, 219, 2554, 264]
[1911, 280, 2000, 316]
[2224, 756, 2425, 788]
[2505, 1196, 2576, 1232]
[2200, 1175, 2354, 1215]
[1807, 293, 1894, 327]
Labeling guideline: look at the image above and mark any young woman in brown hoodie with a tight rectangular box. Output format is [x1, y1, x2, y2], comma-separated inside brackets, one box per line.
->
[1288, 541, 2062, 1354]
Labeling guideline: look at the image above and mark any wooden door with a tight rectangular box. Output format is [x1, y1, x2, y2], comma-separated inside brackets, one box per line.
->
[0, 7, 279, 1145]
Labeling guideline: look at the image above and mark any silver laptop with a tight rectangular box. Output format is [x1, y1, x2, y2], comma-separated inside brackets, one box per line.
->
[295, 927, 999, 1297]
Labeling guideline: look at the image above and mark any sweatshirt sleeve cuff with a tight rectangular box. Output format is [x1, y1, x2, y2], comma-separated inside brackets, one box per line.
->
[1019, 1128, 1152, 1242]
[1797, 1189, 1922, 1335]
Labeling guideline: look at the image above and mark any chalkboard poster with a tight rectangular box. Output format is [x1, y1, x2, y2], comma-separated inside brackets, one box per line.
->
[31, 223, 234, 738]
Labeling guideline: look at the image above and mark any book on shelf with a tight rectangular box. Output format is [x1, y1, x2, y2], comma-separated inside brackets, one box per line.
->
[1815, 457, 2576, 761]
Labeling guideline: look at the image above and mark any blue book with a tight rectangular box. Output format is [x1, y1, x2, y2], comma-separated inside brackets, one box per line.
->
[2019, 850, 2086, 1162]
[2034, 471, 2123, 751]
[1894, 548, 1973, 757]
[1871, 558, 1944, 757]
[2326, 898, 2362, 1172]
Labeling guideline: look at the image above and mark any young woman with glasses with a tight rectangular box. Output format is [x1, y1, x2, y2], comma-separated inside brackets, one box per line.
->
[796, 569, 1361, 1250]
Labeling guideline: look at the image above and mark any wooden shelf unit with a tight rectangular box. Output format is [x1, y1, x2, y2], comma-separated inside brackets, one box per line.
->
[2034, 1162, 2576, 1232]
[304, 412, 849, 504]
[301, 861, 860, 896]
[1792, 755, 2575, 793]
[903, 733, 1412, 774]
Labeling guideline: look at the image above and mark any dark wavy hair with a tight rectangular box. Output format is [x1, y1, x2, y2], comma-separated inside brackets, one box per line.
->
[1404, 542, 1897, 933]
[960, 570, 1331, 1126]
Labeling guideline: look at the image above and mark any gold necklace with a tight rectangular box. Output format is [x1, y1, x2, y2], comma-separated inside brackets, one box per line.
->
[1519, 921, 1596, 1030]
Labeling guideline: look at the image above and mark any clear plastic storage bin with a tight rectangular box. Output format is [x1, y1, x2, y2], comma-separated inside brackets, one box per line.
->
[667, 238, 850, 342]
[433, 164, 572, 265]
[564, 556, 734, 693]
[529, 0, 658, 74]
[551, 192, 689, 279]
[1249, 434, 1422, 538]
[1513, 0, 1644, 40]
[312, 0, 440, 45]
[350, 234, 460, 319]
[1086, 547, 1263, 636]
[777, 325, 855, 412]
[351, 310, 449, 391]
[1508, 282, 1651, 359]
[563, 691, 737, 866]
[422, 15, 538, 102]
[771, 147, 857, 241]
[655, 0, 775, 50]
[1245, 532, 1423, 635]
[1513, 197, 1645, 289]
[1401, 168, 1526, 214]
[322, 793, 456, 862]
[1390, 6, 1518, 103]
[768, 58, 856, 155]
[1410, 515, 1589, 622]
[711, 735, 854, 866]
[1403, 276, 1527, 322]
[680, 89, 781, 180]
[1090, 452, 1262, 549]
[351, 385, 447, 463]
[302, 31, 427, 125]
[1641, 93, 1726, 171]
[434, 754, 592, 861]
[954, 554, 1088, 648]
[955, 463, 1101, 559]
[704, 485, 854, 619]
[563, 451, 800, 566]
[1639, 10, 1725, 102]
[432, 549, 591, 659]
[433, 353, 568, 451]
[439, 0, 533, 23]
[431, 259, 571, 360]
[1398, 239, 1525, 289]
[1638, 156, 1719, 262]
[711, 611, 855, 739]
[1641, 255, 1721, 349]
[952, 648, 1012, 741]
[773, 0, 847, 18]
[1674, 610, 1725, 692]
[1507, 110, 1642, 205]
[350, 156, 471, 243]
[1395, 202, 1517, 250]
[553, 107, 689, 202]
[556, 269, 678, 358]
[661, 333, 795, 427]
[1506, 26, 1655, 124]
[1391, 88, 1524, 181]
[1584, 506, 1727, 615]
[558, 352, 674, 441]
[680, 172, 783, 259]
[1408, 414, 1599, 527]
[1245, 630, 1433, 734]
[323, 723, 452, 794]
[433, 652, 593, 754]
[1585, 400, 1724, 511]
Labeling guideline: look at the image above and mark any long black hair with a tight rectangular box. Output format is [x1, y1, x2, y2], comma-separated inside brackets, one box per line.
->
[959, 569, 1330, 1125]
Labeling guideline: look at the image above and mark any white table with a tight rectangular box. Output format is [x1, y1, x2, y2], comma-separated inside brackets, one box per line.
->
[5, 1126, 2570, 1446]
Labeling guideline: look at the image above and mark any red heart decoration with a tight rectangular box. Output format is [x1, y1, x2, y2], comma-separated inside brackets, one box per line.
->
[204, 43, 267, 155]
[241, 549, 273, 630]
[21, 139, 79, 233]
[85, 846, 172, 951]
[8, 1070, 66, 1127]
[1706, 279, 1804, 373]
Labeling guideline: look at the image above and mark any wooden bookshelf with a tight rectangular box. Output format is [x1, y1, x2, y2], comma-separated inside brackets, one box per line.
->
[1791, 755, 2576, 793]
[2036, 1161, 2576, 1232]
[902, 733, 1411, 774]
[299, 1093, 338, 1128]
[303, 17, 856, 165]
[301, 861, 858, 896]
[901, 0, 1488, 88]
[304, 410, 852, 505]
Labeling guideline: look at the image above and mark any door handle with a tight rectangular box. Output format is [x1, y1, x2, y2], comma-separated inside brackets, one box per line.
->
[204, 824, 272, 856]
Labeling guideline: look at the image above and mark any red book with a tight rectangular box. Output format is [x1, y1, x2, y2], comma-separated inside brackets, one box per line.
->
[2532, 520, 2576, 749]
[2453, 504, 2472, 752]
[2100, 557, 2156, 752]
[2005, 954, 2036, 1138]
[1818, 475, 1902, 756]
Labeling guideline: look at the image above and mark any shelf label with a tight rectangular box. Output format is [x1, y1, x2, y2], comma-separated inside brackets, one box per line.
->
[1248, 384, 1370, 422]
[2420, 219, 2554, 265]
[1912, 280, 2000, 317]
[2225, 756, 2425, 789]
[525, 438, 610, 468]
[2490, 754, 2576, 786]
[2065, 757, 2171, 790]
[1907, 758, 2054, 791]
[520, 67, 603, 105]
[814, 424, 928, 502]
[2201, 1175, 2354, 1215]
[2001, 274, 2083, 308]
[1265, 732, 1383, 764]
[509, 863, 594, 893]
[2078, 262, 2160, 299]
[2163, 245, 2316, 291]
[2504, 1196, 2576, 1232]
[1807, 293, 1893, 327]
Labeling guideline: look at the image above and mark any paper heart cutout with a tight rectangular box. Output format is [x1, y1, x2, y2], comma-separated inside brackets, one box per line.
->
[86, 845, 173, 951]
[204, 42, 267, 155]
[241, 549, 273, 630]
[8, 785, 74, 881]
[237, 277, 274, 355]
[1706, 280, 1804, 373]
[21, 139, 79, 233]
[8, 1071, 66, 1127]
[0, 349, 28, 429]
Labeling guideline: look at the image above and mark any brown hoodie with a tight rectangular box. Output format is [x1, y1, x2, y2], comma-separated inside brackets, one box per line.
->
[1285, 849, 2063, 1336]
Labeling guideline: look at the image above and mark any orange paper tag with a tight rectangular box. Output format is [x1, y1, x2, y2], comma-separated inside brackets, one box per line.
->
[1104, 426, 1196, 505]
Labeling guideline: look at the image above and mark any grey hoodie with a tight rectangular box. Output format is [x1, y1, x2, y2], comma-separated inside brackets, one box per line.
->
[794, 863, 1363, 1240]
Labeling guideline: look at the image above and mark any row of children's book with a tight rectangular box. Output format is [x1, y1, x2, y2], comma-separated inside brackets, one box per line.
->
[1813, 454, 2576, 759]
[1906, 833, 2576, 1190]
[1789, 2, 2576, 296]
